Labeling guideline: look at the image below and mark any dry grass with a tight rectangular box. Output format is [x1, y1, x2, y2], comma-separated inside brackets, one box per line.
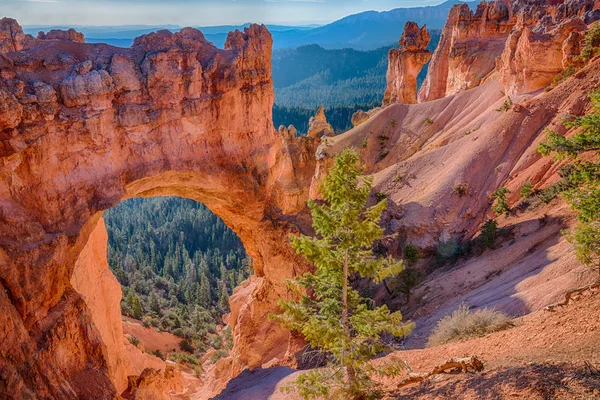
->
[427, 304, 513, 347]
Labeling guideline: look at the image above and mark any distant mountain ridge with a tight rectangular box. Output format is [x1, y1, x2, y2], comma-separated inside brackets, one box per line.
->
[22, 0, 471, 50]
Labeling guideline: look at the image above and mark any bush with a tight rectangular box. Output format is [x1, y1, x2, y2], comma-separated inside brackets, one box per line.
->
[169, 352, 201, 366]
[519, 181, 533, 198]
[391, 268, 422, 303]
[148, 349, 165, 361]
[577, 22, 600, 63]
[424, 117, 433, 126]
[491, 187, 511, 216]
[427, 304, 512, 347]
[210, 349, 229, 364]
[436, 238, 462, 264]
[403, 244, 420, 266]
[179, 339, 195, 353]
[480, 219, 498, 249]
[128, 335, 140, 347]
[495, 97, 513, 112]
[453, 183, 469, 197]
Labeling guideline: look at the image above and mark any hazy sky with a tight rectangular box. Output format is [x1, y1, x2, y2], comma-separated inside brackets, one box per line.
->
[1, 0, 448, 26]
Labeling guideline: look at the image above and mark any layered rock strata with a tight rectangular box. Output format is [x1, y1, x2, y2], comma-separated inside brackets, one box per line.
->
[0, 19, 317, 397]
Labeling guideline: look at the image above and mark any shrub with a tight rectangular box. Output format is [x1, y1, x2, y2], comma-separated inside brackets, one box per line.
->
[491, 187, 511, 216]
[169, 352, 201, 366]
[427, 304, 513, 347]
[380, 150, 389, 159]
[148, 349, 165, 361]
[519, 181, 533, 198]
[403, 244, 420, 265]
[453, 183, 469, 197]
[210, 349, 229, 364]
[375, 192, 386, 202]
[577, 22, 600, 63]
[480, 219, 498, 249]
[361, 138, 367, 148]
[436, 239, 462, 264]
[391, 268, 423, 303]
[424, 117, 433, 126]
[179, 339, 194, 353]
[495, 97, 513, 112]
[390, 118, 397, 128]
[128, 335, 140, 347]
[394, 174, 403, 182]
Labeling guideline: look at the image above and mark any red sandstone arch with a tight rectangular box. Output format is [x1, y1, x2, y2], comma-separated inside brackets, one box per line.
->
[0, 19, 316, 397]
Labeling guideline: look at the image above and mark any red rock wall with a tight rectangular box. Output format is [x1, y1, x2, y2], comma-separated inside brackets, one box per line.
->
[0, 19, 316, 397]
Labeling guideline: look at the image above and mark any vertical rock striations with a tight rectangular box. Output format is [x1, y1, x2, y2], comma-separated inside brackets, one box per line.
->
[383, 22, 432, 106]
[0, 18, 318, 398]
[418, 0, 515, 103]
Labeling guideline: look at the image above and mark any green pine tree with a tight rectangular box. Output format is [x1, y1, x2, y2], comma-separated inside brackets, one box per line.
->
[272, 148, 414, 399]
[538, 89, 600, 279]
[131, 294, 144, 320]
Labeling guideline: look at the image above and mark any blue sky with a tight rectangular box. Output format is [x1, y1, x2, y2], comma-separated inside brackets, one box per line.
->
[1, 0, 447, 26]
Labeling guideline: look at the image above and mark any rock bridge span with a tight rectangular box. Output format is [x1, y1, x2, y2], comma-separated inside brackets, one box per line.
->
[0, 19, 316, 397]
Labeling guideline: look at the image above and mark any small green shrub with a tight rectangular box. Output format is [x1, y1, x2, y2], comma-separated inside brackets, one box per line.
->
[361, 138, 368, 148]
[424, 117, 433, 126]
[210, 349, 229, 364]
[380, 150, 389, 159]
[375, 192, 386, 202]
[519, 181, 534, 198]
[495, 97, 513, 112]
[491, 187, 511, 216]
[128, 335, 140, 347]
[480, 219, 498, 249]
[394, 174, 403, 182]
[453, 183, 469, 197]
[393, 268, 422, 303]
[427, 304, 513, 347]
[390, 118, 397, 128]
[402, 244, 420, 266]
[436, 239, 461, 264]
[576, 22, 600, 63]
[169, 352, 201, 366]
[148, 349, 166, 361]
[179, 339, 194, 353]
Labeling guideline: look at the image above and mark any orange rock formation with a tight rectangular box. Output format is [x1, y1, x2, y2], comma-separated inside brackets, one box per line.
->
[383, 22, 432, 105]
[0, 18, 316, 397]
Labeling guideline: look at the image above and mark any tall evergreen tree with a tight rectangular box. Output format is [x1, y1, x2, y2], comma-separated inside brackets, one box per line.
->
[273, 148, 414, 399]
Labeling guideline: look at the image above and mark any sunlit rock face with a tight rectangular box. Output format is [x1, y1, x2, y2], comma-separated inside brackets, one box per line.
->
[0, 18, 317, 397]
[383, 22, 432, 106]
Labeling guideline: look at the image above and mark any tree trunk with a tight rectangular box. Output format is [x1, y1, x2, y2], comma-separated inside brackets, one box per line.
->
[342, 248, 358, 387]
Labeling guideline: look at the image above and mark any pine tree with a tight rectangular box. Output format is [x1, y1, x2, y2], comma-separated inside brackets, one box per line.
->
[131, 294, 144, 320]
[273, 148, 414, 399]
[149, 291, 162, 315]
[538, 89, 600, 278]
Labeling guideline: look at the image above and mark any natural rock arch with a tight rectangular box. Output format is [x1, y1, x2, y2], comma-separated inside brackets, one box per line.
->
[0, 19, 317, 397]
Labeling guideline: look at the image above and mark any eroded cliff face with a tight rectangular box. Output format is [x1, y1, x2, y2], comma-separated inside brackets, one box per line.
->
[0, 19, 317, 398]
[417, 0, 600, 102]
[418, 0, 515, 103]
[383, 22, 432, 106]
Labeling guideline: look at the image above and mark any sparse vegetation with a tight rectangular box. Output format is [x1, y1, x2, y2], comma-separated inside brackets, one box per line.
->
[424, 117, 433, 126]
[495, 97, 513, 112]
[538, 89, 600, 278]
[376, 192, 387, 202]
[380, 150, 389, 159]
[272, 149, 413, 399]
[453, 183, 469, 197]
[390, 268, 423, 304]
[480, 219, 498, 249]
[519, 181, 534, 198]
[491, 187, 511, 216]
[394, 174, 403, 182]
[427, 304, 513, 347]
[390, 118, 397, 128]
[128, 335, 141, 347]
[403, 244, 420, 266]
[436, 238, 462, 265]
[552, 65, 576, 87]
[361, 138, 368, 148]
[576, 22, 600, 63]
